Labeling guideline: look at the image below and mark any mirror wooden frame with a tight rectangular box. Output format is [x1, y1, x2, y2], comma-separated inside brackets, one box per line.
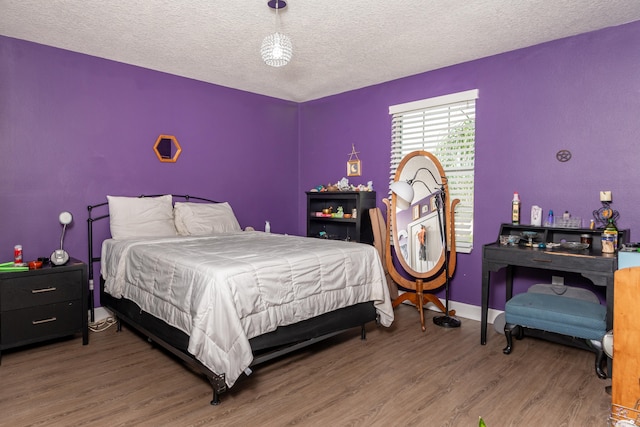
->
[153, 134, 182, 163]
[382, 150, 460, 331]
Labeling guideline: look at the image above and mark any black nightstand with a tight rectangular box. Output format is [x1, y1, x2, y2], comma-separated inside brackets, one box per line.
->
[0, 258, 88, 362]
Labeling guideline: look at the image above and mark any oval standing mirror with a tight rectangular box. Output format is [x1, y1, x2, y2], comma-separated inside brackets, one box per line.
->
[382, 150, 460, 330]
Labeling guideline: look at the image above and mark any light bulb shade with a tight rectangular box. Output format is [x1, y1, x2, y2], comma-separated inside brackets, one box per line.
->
[59, 211, 73, 225]
[261, 32, 292, 67]
[390, 181, 414, 211]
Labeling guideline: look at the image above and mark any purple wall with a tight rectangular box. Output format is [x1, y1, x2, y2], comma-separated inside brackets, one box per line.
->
[2, 20, 640, 313]
[299, 21, 640, 310]
[1, 36, 299, 308]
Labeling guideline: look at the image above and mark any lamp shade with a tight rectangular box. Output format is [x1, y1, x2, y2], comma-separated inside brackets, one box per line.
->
[390, 181, 414, 211]
[261, 32, 292, 67]
[59, 211, 73, 225]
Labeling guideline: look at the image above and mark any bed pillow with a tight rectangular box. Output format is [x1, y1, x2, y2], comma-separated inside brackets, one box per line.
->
[174, 202, 241, 235]
[107, 195, 177, 240]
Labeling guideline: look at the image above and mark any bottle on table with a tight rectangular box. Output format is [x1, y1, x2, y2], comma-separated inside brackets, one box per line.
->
[602, 218, 618, 253]
[511, 192, 521, 225]
[547, 210, 554, 227]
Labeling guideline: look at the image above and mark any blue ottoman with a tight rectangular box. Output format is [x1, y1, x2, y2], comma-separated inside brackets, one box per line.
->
[503, 292, 607, 378]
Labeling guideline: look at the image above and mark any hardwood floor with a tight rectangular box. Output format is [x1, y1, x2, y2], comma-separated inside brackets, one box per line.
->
[0, 305, 612, 426]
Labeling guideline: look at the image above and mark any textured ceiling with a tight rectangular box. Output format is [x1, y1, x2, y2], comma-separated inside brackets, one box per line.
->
[2, 1, 640, 102]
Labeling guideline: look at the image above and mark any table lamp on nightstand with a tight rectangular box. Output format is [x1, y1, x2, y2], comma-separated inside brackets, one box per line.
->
[51, 211, 73, 266]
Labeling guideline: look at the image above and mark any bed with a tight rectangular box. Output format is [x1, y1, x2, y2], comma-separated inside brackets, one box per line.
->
[87, 194, 394, 404]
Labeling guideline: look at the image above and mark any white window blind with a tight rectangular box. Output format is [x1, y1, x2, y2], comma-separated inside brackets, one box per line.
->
[389, 89, 478, 253]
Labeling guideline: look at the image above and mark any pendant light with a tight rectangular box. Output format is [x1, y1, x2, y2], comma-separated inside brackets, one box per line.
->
[261, 0, 292, 67]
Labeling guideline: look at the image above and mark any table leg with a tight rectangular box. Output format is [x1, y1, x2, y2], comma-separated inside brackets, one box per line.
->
[506, 265, 514, 301]
[481, 264, 490, 345]
[606, 277, 614, 331]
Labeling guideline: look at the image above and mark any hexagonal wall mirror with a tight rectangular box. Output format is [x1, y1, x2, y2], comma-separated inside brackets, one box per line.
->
[153, 134, 182, 163]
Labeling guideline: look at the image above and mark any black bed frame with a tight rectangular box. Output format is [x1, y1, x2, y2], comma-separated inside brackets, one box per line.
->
[87, 195, 378, 405]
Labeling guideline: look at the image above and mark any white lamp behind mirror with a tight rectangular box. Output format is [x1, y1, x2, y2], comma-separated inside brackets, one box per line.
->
[389, 181, 413, 211]
[51, 211, 72, 266]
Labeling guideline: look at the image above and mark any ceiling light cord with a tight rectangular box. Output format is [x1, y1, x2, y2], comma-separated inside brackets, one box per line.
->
[274, 0, 281, 33]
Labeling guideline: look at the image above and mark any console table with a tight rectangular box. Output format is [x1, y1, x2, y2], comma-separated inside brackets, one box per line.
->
[481, 223, 628, 345]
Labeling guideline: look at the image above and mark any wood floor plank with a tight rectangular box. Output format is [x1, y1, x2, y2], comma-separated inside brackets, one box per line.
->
[0, 305, 611, 426]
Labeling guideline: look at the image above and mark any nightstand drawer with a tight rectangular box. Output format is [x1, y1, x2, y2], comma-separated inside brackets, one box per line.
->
[0, 270, 83, 310]
[1, 300, 82, 346]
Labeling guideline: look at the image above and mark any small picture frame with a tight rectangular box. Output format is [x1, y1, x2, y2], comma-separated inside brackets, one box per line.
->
[347, 159, 361, 177]
[412, 204, 420, 220]
[422, 205, 430, 214]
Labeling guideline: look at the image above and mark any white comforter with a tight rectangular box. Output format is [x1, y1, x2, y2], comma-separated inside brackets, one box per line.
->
[101, 232, 393, 387]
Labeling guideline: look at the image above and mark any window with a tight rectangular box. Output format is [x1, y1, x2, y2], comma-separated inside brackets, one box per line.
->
[389, 89, 478, 253]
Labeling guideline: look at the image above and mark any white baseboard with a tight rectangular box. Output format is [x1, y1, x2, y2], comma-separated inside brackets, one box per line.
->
[402, 295, 503, 324]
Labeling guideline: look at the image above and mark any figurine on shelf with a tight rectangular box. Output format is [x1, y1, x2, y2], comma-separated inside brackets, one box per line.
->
[308, 178, 375, 192]
[337, 177, 350, 191]
[335, 206, 344, 218]
[593, 200, 620, 229]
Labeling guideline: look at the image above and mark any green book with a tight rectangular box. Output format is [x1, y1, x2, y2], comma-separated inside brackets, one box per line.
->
[0, 261, 29, 272]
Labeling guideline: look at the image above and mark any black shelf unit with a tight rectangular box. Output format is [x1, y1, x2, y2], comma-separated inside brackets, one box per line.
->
[306, 191, 376, 244]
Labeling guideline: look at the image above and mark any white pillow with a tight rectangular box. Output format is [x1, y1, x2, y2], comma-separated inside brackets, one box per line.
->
[174, 202, 241, 235]
[107, 195, 177, 240]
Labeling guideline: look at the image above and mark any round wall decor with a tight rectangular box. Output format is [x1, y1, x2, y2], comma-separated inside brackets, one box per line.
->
[556, 149, 572, 162]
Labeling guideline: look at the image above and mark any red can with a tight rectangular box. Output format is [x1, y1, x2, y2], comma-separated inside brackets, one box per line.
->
[14, 245, 23, 265]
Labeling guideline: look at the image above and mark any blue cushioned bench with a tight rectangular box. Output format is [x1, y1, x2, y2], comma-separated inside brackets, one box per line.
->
[503, 291, 607, 379]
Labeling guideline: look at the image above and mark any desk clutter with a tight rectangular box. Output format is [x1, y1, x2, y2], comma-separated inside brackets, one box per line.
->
[497, 222, 629, 254]
[511, 190, 620, 229]
[1, 243, 52, 273]
[0, 256, 50, 273]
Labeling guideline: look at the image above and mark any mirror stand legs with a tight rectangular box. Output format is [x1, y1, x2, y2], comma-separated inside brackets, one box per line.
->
[391, 279, 452, 331]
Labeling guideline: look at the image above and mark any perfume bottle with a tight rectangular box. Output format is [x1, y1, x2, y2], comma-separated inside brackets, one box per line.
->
[511, 192, 520, 225]
[547, 210, 554, 227]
